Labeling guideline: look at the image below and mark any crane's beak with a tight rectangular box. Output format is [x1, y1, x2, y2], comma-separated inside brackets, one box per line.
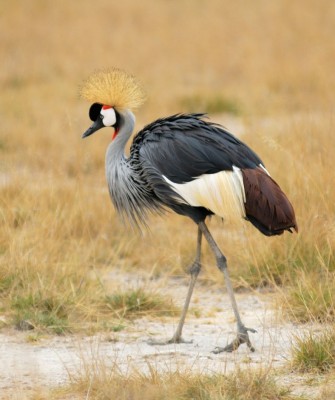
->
[82, 118, 104, 139]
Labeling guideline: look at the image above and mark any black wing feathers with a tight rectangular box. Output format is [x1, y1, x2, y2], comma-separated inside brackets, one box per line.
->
[132, 114, 263, 184]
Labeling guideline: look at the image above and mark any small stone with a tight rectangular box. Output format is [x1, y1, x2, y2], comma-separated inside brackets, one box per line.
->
[15, 320, 35, 331]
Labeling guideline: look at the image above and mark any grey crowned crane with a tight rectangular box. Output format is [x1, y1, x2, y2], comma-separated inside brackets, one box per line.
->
[81, 68, 298, 353]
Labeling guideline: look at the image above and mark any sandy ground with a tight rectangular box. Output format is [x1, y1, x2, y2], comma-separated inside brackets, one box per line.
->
[0, 272, 318, 397]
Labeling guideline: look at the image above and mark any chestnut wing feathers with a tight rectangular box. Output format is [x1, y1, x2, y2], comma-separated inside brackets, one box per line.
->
[241, 168, 298, 236]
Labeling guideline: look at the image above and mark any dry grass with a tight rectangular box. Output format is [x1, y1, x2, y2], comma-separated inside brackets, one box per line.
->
[62, 364, 304, 400]
[316, 372, 335, 399]
[1, 0, 335, 396]
[1, 369, 306, 400]
[291, 328, 335, 373]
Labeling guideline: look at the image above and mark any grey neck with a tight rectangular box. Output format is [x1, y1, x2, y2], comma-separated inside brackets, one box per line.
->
[106, 109, 135, 162]
[105, 109, 144, 226]
[104, 108, 163, 227]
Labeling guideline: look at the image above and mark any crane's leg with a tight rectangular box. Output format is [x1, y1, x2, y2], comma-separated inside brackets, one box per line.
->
[167, 225, 202, 343]
[198, 221, 256, 353]
[148, 226, 202, 345]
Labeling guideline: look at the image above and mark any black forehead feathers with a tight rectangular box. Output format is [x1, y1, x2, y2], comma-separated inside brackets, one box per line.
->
[89, 103, 103, 121]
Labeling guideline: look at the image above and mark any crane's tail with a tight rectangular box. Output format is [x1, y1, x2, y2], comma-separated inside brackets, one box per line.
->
[241, 167, 298, 236]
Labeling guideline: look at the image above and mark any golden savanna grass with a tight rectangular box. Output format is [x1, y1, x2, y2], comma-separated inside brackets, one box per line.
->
[17, 363, 305, 400]
[64, 365, 304, 400]
[1, 0, 335, 397]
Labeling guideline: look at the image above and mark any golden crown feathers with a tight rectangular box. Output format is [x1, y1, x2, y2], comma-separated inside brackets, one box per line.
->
[80, 68, 146, 110]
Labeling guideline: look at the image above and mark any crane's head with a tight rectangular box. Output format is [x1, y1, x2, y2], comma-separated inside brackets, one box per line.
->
[82, 103, 119, 139]
[80, 68, 146, 140]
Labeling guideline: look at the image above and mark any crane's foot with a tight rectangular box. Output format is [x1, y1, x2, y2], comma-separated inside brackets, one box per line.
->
[212, 325, 257, 354]
[147, 335, 193, 346]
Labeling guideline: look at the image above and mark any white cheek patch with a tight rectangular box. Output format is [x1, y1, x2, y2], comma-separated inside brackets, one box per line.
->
[101, 107, 117, 127]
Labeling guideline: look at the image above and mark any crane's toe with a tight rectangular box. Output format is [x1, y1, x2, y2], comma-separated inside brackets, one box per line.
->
[212, 325, 256, 354]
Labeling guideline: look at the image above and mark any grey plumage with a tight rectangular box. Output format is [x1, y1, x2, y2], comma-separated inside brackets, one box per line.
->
[105, 109, 164, 228]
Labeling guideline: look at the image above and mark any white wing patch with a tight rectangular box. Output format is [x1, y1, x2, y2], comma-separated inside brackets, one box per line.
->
[163, 166, 246, 221]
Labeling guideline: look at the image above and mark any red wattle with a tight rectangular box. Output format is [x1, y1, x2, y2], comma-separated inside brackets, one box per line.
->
[112, 127, 119, 140]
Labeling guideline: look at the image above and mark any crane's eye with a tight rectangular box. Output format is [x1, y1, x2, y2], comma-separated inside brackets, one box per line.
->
[89, 103, 103, 121]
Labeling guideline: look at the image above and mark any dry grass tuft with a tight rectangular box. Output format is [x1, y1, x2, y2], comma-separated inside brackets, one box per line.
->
[104, 287, 178, 320]
[291, 328, 335, 373]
